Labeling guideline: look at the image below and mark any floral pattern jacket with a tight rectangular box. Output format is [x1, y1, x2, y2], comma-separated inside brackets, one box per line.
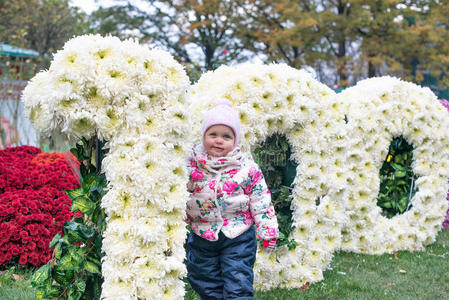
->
[186, 144, 279, 241]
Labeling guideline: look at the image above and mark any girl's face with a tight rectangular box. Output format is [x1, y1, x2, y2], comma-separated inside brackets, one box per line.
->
[203, 125, 235, 157]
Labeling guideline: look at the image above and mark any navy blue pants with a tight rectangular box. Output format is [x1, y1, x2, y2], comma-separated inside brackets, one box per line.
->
[187, 226, 257, 300]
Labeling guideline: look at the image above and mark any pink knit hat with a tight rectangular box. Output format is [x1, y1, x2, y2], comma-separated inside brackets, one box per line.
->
[202, 99, 241, 147]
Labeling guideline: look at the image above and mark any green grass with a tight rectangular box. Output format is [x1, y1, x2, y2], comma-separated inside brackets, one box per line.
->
[0, 266, 35, 300]
[187, 229, 449, 300]
[2, 230, 448, 300]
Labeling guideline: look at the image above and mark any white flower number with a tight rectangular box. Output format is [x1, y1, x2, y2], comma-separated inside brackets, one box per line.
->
[23, 35, 191, 299]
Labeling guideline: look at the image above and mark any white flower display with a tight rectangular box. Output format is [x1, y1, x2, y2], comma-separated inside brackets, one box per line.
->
[22, 35, 191, 300]
[23, 33, 449, 296]
[338, 77, 449, 253]
[189, 64, 351, 290]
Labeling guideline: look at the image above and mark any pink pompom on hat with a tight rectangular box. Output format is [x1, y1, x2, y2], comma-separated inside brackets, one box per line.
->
[202, 99, 241, 147]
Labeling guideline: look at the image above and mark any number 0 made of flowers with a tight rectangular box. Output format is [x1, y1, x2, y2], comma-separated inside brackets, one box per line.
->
[189, 64, 351, 289]
[22, 35, 191, 299]
[337, 77, 449, 254]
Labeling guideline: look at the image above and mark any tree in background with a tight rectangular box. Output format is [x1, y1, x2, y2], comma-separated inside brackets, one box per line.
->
[239, 0, 449, 90]
[0, 0, 88, 67]
[88, 3, 150, 41]
[1, 0, 88, 148]
[239, 0, 362, 87]
[88, 0, 252, 81]
[353, 0, 449, 95]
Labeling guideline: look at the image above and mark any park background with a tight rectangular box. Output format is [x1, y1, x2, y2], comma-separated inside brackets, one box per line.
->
[1, 1, 449, 299]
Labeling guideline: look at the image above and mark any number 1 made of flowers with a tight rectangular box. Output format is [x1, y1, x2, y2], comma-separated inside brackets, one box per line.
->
[22, 35, 191, 300]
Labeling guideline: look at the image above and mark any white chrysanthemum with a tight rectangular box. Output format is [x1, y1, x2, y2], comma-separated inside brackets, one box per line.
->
[23, 34, 190, 300]
[21, 71, 60, 133]
[190, 63, 351, 290]
[338, 76, 449, 254]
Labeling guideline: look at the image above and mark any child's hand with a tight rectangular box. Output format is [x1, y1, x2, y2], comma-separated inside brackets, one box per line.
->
[262, 238, 276, 251]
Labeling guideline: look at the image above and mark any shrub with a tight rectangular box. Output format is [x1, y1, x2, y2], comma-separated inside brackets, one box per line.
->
[377, 136, 416, 218]
[253, 134, 296, 249]
[31, 138, 107, 300]
[0, 146, 80, 267]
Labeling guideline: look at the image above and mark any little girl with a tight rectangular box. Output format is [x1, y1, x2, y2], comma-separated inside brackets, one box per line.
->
[186, 99, 279, 300]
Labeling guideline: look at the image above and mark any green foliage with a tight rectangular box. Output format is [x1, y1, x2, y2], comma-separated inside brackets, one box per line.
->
[377, 136, 417, 218]
[253, 134, 296, 249]
[31, 138, 107, 300]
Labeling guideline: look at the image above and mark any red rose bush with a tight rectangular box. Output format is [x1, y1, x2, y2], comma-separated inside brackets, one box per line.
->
[0, 145, 80, 267]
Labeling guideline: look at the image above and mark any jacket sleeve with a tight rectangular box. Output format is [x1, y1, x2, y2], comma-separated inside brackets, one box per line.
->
[243, 162, 279, 241]
[185, 156, 195, 225]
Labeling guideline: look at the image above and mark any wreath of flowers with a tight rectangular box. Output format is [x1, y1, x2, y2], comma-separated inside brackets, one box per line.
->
[337, 77, 449, 253]
[22, 35, 191, 299]
[189, 64, 352, 290]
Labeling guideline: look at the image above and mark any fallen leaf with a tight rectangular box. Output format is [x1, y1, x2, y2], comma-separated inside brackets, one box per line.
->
[299, 282, 310, 291]
[387, 282, 396, 287]
[399, 269, 407, 274]
[393, 251, 398, 259]
[12, 274, 25, 280]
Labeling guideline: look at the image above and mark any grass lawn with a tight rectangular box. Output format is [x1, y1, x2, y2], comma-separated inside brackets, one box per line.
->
[187, 229, 449, 300]
[0, 267, 36, 300]
[1, 230, 448, 300]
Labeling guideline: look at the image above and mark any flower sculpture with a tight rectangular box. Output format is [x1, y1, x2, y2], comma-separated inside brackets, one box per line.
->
[22, 35, 191, 299]
[189, 64, 351, 290]
[22, 33, 449, 296]
[338, 77, 449, 253]
[440, 99, 449, 230]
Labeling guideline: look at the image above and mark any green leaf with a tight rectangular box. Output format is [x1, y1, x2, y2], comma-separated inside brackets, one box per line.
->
[391, 163, 405, 171]
[66, 231, 84, 244]
[67, 247, 85, 272]
[94, 234, 103, 253]
[66, 188, 85, 201]
[82, 173, 100, 191]
[35, 289, 45, 300]
[85, 260, 101, 274]
[288, 239, 297, 250]
[75, 278, 86, 292]
[398, 197, 409, 212]
[79, 224, 95, 239]
[62, 221, 84, 243]
[277, 231, 286, 240]
[53, 265, 73, 285]
[49, 233, 61, 248]
[382, 201, 392, 208]
[45, 285, 61, 298]
[67, 285, 82, 300]
[394, 170, 407, 178]
[71, 196, 95, 215]
[31, 263, 51, 287]
[59, 254, 74, 271]
[86, 255, 101, 267]
[54, 243, 63, 260]
[72, 216, 85, 224]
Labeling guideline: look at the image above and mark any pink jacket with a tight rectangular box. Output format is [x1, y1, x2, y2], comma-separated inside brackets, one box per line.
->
[186, 144, 278, 241]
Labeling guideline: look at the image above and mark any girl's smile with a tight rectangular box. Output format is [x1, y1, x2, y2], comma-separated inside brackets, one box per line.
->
[203, 125, 235, 157]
